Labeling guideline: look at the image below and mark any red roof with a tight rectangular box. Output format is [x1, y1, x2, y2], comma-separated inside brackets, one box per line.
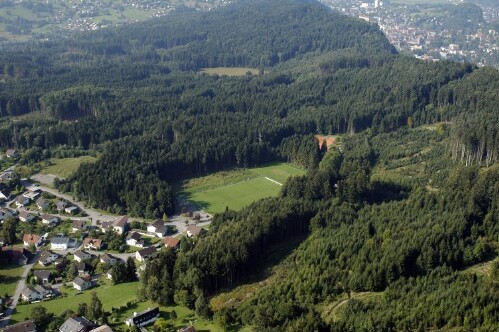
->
[163, 237, 180, 248]
[23, 234, 40, 245]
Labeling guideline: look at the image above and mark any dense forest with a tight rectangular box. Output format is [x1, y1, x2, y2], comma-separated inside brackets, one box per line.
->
[0, 0, 498, 330]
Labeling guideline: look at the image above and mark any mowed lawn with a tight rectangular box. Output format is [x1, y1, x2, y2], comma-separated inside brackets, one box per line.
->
[181, 163, 304, 213]
[40, 156, 97, 178]
[0, 265, 25, 297]
[10, 281, 139, 323]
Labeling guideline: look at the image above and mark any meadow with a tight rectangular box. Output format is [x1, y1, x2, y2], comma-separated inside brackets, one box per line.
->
[0, 265, 24, 297]
[40, 156, 97, 178]
[180, 163, 304, 213]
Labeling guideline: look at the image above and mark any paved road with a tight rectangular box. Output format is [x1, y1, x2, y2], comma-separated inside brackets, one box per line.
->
[0, 252, 40, 328]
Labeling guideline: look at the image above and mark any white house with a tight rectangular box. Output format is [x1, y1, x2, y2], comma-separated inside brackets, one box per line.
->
[72, 220, 87, 233]
[65, 206, 78, 214]
[147, 219, 167, 237]
[100, 253, 118, 265]
[126, 232, 144, 247]
[125, 307, 159, 327]
[72, 277, 92, 291]
[36, 197, 49, 210]
[112, 216, 128, 234]
[135, 247, 157, 262]
[50, 237, 70, 250]
[20, 286, 42, 302]
[38, 250, 59, 266]
[23, 234, 42, 247]
[0, 208, 14, 221]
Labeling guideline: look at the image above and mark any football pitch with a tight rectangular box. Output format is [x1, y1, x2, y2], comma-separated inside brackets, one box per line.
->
[180, 163, 304, 213]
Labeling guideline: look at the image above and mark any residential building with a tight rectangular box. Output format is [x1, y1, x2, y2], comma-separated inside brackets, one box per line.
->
[51, 237, 70, 250]
[89, 325, 113, 332]
[38, 250, 58, 266]
[112, 216, 128, 234]
[162, 237, 180, 250]
[72, 220, 87, 233]
[72, 277, 92, 291]
[22, 190, 40, 200]
[186, 225, 204, 237]
[74, 250, 92, 262]
[125, 307, 160, 327]
[56, 200, 68, 212]
[0, 190, 9, 202]
[20, 286, 42, 302]
[41, 214, 59, 226]
[147, 219, 167, 237]
[15, 195, 30, 208]
[77, 262, 90, 277]
[65, 206, 78, 214]
[59, 316, 94, 332]
[18, 211, 35, 222]
[0, 208, 14, 221]
[126, 232, 144, 247]
[100, 253, 118, 265]
[83, 238, 103, 250]
[5, 149, 19, 158]
[23, 234, 42, 247]
[1, 320, 37, 332]
[135, 247, 157, 262]
[36, 197, 49, 210]
[33, 270, 52, 283]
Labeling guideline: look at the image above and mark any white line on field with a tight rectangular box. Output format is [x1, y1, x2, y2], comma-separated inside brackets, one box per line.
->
[265, 177, 282, 186]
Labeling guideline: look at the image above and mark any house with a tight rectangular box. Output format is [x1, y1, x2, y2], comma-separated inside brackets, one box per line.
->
[59, 316, 94, 332]
[177, 327, 197, 332]
[112, 216, 128, 235]
[72, 220, 87, 233]
[33, 270, 52, 284]
[99, 221, 113, 233]
[162, 237, 180, 250]
[20, 286, 42, 302]
[36, 197, 49, 210]
[74, 250, 92, 263]
[23, 233, 42, 247]
[135, 247, 157, 262]
[51, 237, 70, 250]
[0, 236, 5, 246]
[65, 206, 78, 215]
[22, 189, 40, 200]
[0, 208, 14, 221]
[18, 211, 35, 222]
[56, 200, 68, 212]
[15, 195, 30, 208]
[77, 262, 90, 277]
[72, 277, 92, 291]
[125, 307, 160, 327]
[100, 253, 118, 265]
[89, 325, 113, 332]
[106, 269, 113, 280]
[83, 238, 103, 250]
[38, 250, 58, 265]
[147, 219, 167, 237]
[0, 247, 30, 265]
[126, 232, 144, 247]
[186, 225, 205, 237]
[1, 320, 37, 332]
[33, 284, 54, 298]
[6, 149, 19, 158]
[0, 190, 9, 202]
[41, 214, 59, 226]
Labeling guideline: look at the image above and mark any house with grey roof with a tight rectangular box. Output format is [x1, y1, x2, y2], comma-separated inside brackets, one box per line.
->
[74, 250, 92, 263]
[51, 237, 70, 250]
[72, 277, 92, 291]
[59, 316, 94, 332]
[33, 270, 52, 283]
[1, 320, 36, 332]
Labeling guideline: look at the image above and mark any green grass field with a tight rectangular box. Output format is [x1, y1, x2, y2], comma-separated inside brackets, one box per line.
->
[0, 265, 24, 297]
[199, 67, 260, 76]
[180, 163, 304, 213]
[40, 156, 97, 178]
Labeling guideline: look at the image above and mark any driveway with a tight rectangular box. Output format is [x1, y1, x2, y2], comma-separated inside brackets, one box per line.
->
[0, 252, 40, 328]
